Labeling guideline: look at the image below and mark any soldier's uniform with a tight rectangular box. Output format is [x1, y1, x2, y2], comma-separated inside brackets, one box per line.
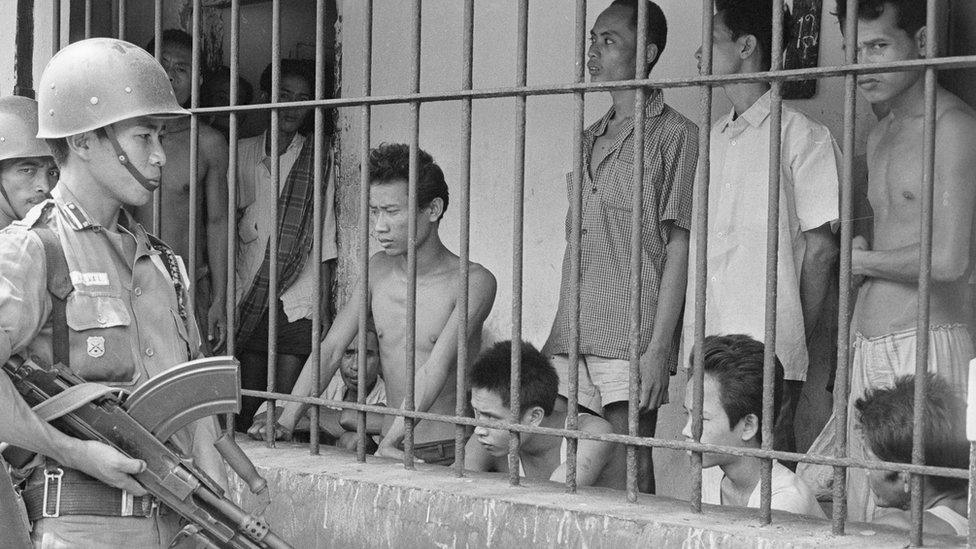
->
[0, 38, 219, 548]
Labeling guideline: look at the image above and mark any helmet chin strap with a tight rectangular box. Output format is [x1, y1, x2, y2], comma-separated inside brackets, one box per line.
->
[0, 180, 17, 220]
[102, 124, 159, 192]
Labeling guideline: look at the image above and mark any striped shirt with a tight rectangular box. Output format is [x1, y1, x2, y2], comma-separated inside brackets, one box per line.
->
[545, 90, 698, 372]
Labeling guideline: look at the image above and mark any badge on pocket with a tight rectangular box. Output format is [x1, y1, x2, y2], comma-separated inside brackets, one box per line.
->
[87, 336, 105, 358]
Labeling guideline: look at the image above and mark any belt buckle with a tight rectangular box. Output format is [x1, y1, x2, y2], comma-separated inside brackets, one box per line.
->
[120, 489, 134, 517]
[41, 467, 64, 518]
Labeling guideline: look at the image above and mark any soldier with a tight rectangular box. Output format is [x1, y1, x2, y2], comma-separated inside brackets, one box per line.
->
[0, 96, 58, 228]
[0, 38, 224, 547]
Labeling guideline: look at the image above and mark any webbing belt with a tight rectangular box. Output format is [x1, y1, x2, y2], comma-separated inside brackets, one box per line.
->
[22, 466, 156, 521]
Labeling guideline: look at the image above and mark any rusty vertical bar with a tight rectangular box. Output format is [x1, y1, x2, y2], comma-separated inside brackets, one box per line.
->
[564, 0, 586, 494]
[356, 0, 373, 464]
[403, 0, 422, 469]
[117, 0, 125, 39]
[224, 0, 240, 435]
[152, 0, 163, 236]
[264, 0, 282, 449]
[507, 0, 528, 487]
[308, 0, 327, 457]
[52, 0, 60, 54]
[969, 442, 976, 545]
[84, 0, 92, 38]
[690, 0, 714, 514]
[759, 0, 785, 527]
[832, 0, 859, 535]
[625, 0, 648, 505]
[188, 0, 201, 323]
[909, 0, 939, 545]
[454, 0, 474, 478]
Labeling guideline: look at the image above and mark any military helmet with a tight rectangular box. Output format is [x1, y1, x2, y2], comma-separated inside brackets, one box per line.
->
[36, 37, 188, 139]
[0, 96, 52, 162]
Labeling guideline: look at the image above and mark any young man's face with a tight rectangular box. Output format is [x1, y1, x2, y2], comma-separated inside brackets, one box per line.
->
[339, 333, 380, 390]
[696, 11, 746, 76]
[681, 374, 754, 468]
[91, 117, 166, 207]
[160, 44, 193, 106]
[471, 388, 518, 458]
[278, 74, 313, 135]
[848, 5, 924, 105]
[588, 4, 640, 83]
[0, 156, 57, 219]
[368, 179, 438, 256]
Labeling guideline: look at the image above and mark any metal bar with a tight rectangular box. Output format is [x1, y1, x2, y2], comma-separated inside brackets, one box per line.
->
[152, 0, 163, 236]
[189, 56, 976, 116]
[188, 0, 201, 329]
[625, 0, 648, 505]
[264, 0, 282, 449]
[308, 0, 327, 457]
[507, 0, 528, 488]
[403, 0, 422, 470]
[691, 0, 714, 515]
[454, 0, 474, 478]
[969, 442, 976, 546]
[240, 386, 974, 479]
[13, 0, 35, 98]
[224, 0, 240, 435]
[84, 0, 92, 39]
[356, 0, 373, 464]
[909, 0, 940, 545]
[759, 0, 785, 526]
[117, 0, 125, 39]
[832, 0, 859, 536]
[564, 0, 586, 495]
[52, 0, 60, 54]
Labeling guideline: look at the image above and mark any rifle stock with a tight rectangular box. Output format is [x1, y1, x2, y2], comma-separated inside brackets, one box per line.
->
[2, 357, 293, 549]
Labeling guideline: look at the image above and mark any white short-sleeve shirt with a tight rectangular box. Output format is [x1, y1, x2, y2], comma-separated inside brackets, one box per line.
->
[684, 92, 841, 380]
[702, 460, 827, 518]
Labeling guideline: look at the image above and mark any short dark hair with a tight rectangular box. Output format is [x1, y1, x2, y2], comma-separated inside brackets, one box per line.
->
[470, 341, 558, 417]
[146, 29, 193, 54]
[715, 0, 792, 71]
[856, 374, 968, 493]
[834, 0, 926, 37]
[367, 143, 449, 220]
[609, 0, 668, 74]
[690, 334, 784, 443]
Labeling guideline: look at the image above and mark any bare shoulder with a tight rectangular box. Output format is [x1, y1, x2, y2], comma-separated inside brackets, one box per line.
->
[577, 413, 613, 436]
[872, 509, 912, 529]
[198, 124, 230, 161]
[935, 91, 976, 149]
[467, 261, 497, 289]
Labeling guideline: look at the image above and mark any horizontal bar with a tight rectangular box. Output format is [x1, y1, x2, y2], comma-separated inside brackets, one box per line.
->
[242, 389, 969, 480]
[190, 55, 976, 115]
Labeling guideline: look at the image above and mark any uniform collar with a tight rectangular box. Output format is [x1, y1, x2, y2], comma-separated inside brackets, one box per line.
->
[720, 90, 772, 132]
[51, 186, 158, 256]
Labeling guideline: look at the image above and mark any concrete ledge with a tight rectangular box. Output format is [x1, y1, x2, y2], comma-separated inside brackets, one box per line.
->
[228, 441, 960, 548]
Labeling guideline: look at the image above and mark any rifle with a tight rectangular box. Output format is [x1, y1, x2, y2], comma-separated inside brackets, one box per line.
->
[2, 355, 293, 549]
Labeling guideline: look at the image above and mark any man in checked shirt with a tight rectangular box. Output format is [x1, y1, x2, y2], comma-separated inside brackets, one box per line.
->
[543, 0, 698, 493]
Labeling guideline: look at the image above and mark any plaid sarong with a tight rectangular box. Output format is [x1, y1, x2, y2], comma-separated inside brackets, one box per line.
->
[235, 134, 319, 343]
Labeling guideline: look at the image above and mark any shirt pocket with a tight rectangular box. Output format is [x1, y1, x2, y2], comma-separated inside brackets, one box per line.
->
[599, 161, 635, 212]
[65, 293, 137, 385]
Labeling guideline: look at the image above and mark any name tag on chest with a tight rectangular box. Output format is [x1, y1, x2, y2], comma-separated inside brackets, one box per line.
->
[70, 271, 110, 286]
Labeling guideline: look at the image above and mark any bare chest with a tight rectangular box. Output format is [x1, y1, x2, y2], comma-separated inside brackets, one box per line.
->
[371, 275, 456, 352]
[868, 121, 926, 226]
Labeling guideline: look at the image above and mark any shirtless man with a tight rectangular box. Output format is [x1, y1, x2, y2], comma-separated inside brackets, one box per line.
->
[134, 29, 229, 352]
[466, 341, 624, 489]
[250, 143, 496, 465]
[799, 0, 976, 521]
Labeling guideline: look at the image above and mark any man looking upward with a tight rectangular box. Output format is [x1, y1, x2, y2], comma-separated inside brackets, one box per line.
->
[544, 0, 697, 493]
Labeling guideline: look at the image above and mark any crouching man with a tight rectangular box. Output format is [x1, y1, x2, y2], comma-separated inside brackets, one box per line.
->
[465, 341, 625, 489]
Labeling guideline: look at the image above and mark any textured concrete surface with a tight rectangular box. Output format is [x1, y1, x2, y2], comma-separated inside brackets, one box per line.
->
[227, 441, 961, 548]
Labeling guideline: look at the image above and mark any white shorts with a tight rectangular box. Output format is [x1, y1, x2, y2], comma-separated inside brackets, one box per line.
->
[550, 354, 634, 414]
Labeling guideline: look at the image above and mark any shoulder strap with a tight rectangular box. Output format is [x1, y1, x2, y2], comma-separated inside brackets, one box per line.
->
[146, 233, 191, 335]
[32, 227, 72, 368]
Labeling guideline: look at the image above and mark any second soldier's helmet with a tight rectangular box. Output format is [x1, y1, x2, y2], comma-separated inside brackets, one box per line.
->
[0, 96, 52, 162]
[36, 37, 187, 139]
